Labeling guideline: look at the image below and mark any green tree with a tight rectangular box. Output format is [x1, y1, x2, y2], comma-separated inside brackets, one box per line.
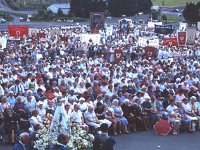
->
[183, 2, 199, 24]
[57, 8, 64, 17]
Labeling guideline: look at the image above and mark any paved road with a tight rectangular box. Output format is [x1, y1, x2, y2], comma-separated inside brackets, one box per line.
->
[0, 0, 36, 15]
[113, 131, 200, 150]
[0, 131, 200, 150]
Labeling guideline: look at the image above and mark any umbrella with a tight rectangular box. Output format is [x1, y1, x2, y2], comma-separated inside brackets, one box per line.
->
[154, 120, 172, 136]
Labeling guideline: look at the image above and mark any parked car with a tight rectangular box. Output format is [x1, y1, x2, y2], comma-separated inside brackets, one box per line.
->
[0, 18, 6, 23]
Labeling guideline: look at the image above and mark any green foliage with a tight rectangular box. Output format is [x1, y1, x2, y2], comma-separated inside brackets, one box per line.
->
[183, 2, 200, 24]
[70, 0, 106, 18]
[161, 14, 167, 20]
[151, 10, 159, 20]
[57, 8, 64, 17]
[70, 0, 152, 18]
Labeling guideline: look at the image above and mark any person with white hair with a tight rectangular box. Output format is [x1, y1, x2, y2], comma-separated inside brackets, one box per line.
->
[84, 105, 103, 129]
[111, 99, 129, 134]
[12, 132, 30, 150]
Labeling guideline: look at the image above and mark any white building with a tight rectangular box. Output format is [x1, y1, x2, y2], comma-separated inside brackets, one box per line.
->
[47, 3, 70, 15]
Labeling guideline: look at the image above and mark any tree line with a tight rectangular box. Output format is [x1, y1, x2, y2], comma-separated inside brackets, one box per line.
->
[70, 0, 152, 18]
[183, 2, 200, 24]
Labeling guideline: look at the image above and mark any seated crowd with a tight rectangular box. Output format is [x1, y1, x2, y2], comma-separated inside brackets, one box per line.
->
[0, 53, 199, 147]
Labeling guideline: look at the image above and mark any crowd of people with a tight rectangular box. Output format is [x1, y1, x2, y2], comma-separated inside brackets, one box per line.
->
[0, 21, 199, 150]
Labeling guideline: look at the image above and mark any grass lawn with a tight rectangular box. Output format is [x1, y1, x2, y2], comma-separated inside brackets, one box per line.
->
[152, 0, 200, 7]
[161, 15, 181, 23]
[5, 0, 66, 9]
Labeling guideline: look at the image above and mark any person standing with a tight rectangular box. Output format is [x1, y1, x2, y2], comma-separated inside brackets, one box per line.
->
[12, 132, 30, 150]
[53, 133, 69, 150]
[93, 123, 116, 150]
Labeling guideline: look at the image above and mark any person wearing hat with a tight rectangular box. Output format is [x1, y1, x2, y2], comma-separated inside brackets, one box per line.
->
[37, 101, 46, 118]
[78, 97, 88, 112]
[71, 104, 89, 132]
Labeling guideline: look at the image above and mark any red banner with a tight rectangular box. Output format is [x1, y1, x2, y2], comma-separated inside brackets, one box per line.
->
[177, 31, 186, 46]
[145, 46, 157, 59]
[163, 38, 177, 46]
[8, 25, 29, 37]
[60, 35, 68, 41]
[37, 33, 46, 38]
[114, 49, 123, 63]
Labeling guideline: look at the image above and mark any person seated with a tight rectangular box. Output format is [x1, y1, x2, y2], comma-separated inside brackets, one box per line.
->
[53, 133, 69, 150]
[166, 99, 181, 135]
[46, 100, 55, 115]
[19, 107, 31, 132]
[182, 98, 199, 131]
[93, 123, 116, 150]
[45, 88, 55, 100]
[34, 88, 46, 102]
[4, 108, 18, 143]
[121, 99, 136, 131]
[105, 105, 121, 135]
[71, 104, 88, 132]
[37, 101, 46, 119]
[29, 109, 43, 128]
[12, 132, 30, 150]
[141, 96, 159, 127]
[13, 96, 25, 119]
[84, 105, 103, 130]
[95, 102, 112, 128]
[189, 96, 200, 130]
[111, 99, 129, 134]
[177, 102, 193, 132]
[131, 99, 150, 130]
[1, 96, 10, 111]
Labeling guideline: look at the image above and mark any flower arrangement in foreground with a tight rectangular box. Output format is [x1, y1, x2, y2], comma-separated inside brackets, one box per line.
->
[67, 124, 94, 150]
[34, 122, 94, 150]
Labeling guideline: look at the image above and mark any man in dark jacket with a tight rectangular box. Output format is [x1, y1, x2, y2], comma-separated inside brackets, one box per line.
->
[12, 132, 30, 150]
[53, 133, 69, 150]
[93, 123, 116, 150]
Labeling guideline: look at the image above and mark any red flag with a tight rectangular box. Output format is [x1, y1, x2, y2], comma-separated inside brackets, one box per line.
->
[8, 25, 28, 37]
[177, 31, 186, 46]
[114, 49, 123, 63]
[145, 46, 157, 59]
[60, 35, 68, 41]
[163, 38, 177, 46]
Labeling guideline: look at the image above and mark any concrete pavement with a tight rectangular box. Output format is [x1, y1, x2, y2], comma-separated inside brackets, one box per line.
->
[1, 131, 200, 150]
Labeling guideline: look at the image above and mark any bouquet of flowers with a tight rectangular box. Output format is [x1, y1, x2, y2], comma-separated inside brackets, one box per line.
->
[33, 125, 57, 150]
[67, 125, 94, 150]
[34, 123, 94, 150]
[43, 113, 53, 129]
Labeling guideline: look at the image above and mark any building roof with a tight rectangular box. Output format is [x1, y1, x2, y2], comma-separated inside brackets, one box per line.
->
[49, 3, 70, 9]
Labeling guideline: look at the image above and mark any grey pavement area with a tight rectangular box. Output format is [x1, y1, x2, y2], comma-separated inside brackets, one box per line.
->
[1, 131, 200, 150]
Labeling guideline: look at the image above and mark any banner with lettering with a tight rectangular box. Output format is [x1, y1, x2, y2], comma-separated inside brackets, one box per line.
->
[8, 25, 29, 37]
[163, 38, 178, 47]
[138, 37, 159, 48]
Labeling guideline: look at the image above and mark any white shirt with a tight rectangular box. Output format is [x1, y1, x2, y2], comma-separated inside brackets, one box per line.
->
[71, 110, 83, 123]
[166, 105, 178, 114]
[29, 116, 42, 126]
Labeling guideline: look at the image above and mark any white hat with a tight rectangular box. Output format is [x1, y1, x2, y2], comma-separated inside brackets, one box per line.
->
[79, 97, 85, 101]
[37, 101, 44, 105]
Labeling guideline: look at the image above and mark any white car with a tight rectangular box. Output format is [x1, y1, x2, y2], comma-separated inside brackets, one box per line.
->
[0, 18, 6, 23]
